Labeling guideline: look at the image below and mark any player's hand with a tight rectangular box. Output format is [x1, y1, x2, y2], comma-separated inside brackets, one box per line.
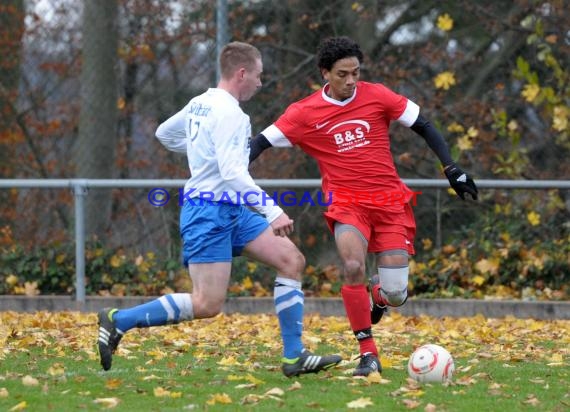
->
[444, 164, 478, 200]
[270, 213, 294, 237]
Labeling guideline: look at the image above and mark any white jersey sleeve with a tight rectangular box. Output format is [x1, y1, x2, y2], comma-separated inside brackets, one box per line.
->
[396, 99, 420, 127]
[260, 124, 293, 147]
[155, 108, 188, 153]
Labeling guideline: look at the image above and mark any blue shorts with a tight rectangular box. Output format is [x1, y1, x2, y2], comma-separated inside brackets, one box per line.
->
[180, 200, 269, 265]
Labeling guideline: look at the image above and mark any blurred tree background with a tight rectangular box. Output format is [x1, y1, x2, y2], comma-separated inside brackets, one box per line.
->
[0, 0, 568, 299]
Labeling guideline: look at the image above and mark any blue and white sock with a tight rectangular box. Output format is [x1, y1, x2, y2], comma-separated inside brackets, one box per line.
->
[113, 293, 193, 334]
[274, 276, 304, 360]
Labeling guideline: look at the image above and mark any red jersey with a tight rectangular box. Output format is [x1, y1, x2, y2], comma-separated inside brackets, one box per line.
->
[269, 81, 419, 211]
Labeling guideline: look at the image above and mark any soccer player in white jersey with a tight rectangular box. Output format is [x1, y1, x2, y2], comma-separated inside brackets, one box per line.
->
[97, 42, 341, 377]
[249, 37, 478, 376]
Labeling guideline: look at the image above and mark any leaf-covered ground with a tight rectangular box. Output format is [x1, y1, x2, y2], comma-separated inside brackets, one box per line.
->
[0, 311, 569, 411]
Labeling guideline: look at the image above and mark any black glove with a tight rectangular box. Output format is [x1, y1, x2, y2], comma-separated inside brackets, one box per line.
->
[444, 164, 478, 200]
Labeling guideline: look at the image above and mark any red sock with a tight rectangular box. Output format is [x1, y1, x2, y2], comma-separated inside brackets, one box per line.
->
[341, 284, 378, 357]
[371, 283, 389, 306]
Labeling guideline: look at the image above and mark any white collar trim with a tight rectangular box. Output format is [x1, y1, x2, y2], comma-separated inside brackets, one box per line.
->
[320, 83, 357, 106]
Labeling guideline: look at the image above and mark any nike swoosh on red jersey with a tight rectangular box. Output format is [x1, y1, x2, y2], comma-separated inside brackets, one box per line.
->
[315, 121, 330, 130]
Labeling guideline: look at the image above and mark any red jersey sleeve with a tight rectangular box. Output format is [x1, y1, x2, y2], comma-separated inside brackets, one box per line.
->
[273, 103, 307, 145]
[372, 83, 408, 121]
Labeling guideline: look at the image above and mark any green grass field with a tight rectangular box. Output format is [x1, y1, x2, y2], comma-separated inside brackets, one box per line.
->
[1, 311, 568, 411]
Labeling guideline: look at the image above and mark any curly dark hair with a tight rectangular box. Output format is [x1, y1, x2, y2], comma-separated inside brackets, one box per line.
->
[316, 36, 364, 71]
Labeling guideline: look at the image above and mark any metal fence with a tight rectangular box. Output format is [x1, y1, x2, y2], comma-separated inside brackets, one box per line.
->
[1, 178, 569, 308]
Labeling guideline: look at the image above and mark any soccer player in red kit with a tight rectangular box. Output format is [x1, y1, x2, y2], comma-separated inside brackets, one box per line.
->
[249, 36, 478, 376]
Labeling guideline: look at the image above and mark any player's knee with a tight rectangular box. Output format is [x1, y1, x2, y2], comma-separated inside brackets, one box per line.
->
[343, 259, 364, 281]
[200, 305, 223, 318]
[192, 297, 223, 318]
[270, 243, 305, 277]
[380, 288, 408, 307]
[283, 248, 305, 274]
[378, 263, 409, 307]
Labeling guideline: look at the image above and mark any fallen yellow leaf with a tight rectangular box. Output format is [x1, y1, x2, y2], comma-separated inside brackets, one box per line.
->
[367, 371, 382, 384]
[47, 363, 65, 376]
[105, 378, 123, 390]
[153, 387, 171, 397]
[403, 399, 422, 409]
[93, 397, 120, 409]
[235, 383, 256, 389]
[241, 394, 262, 404]
[523, 395, 540, 406]
[9, 401, 27, 411]
[206, 393, 232, 405]
[264, 387, 284, 397]
[289, 381, 302, 391]
[347, 397, 374, 408]
[425, 403, 437, 412]
[244, 373, 264, 385]
[22, 375, 39, 386]
[217, 356, 239, 366]
[141, 374, 161, 381]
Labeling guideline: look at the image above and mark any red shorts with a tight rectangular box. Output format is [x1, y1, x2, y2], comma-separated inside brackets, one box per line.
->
[324, 202, 416, 255]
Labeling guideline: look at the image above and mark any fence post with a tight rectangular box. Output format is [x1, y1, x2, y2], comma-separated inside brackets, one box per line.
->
[435, 189, 442, 250]
[216, 0, 228, 83]
[73, 180, 88, 310]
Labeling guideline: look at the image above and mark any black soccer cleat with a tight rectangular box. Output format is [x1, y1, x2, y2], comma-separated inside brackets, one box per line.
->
[97, 308, 123, 371]
[353, 352, 382, 376]
[281, 349, 342, 377]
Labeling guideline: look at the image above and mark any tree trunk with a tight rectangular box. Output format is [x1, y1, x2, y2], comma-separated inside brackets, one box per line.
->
[75, 0, 119, 239]
[0, 0, 24, 230]
[0, 0, 24, 175]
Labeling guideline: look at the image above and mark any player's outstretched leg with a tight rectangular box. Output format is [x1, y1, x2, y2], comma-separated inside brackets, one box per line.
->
[96, 293, 194, 371]
[282, 349, 342, 377]
[97, 308, 123, 371]
[369, 275, 387, 324]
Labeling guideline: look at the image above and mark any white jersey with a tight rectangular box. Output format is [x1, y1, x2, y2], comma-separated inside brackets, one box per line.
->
[155, 88, 283, 223]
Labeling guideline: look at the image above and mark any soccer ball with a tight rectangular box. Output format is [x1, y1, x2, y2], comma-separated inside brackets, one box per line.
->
[407, 344, 455, 383]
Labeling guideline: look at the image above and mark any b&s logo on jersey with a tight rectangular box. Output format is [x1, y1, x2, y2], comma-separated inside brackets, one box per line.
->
[322, 120, 371, 153]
